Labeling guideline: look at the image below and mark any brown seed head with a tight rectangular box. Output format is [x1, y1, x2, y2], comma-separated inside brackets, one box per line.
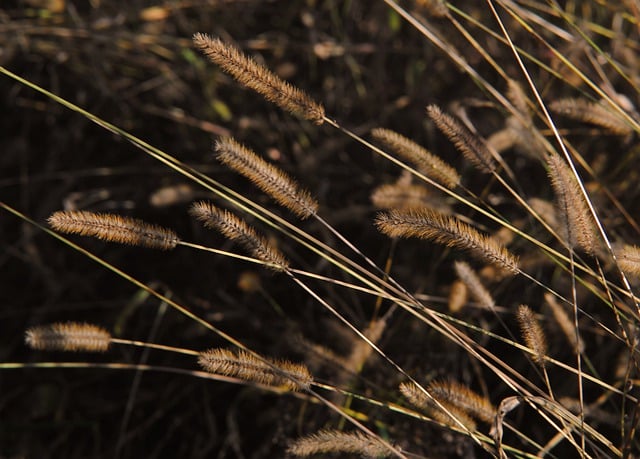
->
[215, 137, 318, 219]
[190, 201, 289, 271]
[48, 210, 179, 250]
[429, 379, 496, 424]
[427, 104, 496, 174]
[198, 348, 312, 391]
[287, 429, 394, 458]
[193, 33, 325, 124]
[516, 304, 547, 367]
[371, 127, 460, 188]
[376, 208, 519, 274]
[454, 261, 495, 310]
[25, 322, 111, 352]
[546, 153, 599, 254]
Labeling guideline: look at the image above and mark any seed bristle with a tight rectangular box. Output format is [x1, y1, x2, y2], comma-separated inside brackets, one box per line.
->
[376, 208, 519, 274]
[25, 322, 111, 352]
[48, 210, 179, 250]
[198, 348, 312, 391]
[189, 201, 289, 271]
[371, 127, 460, 188]
[427, 104, 496, 174]
[517, 304, 548, 367]
[288, 429, 395, 458]
[193, 33, 325, 124]
[215, 136, 318, 219]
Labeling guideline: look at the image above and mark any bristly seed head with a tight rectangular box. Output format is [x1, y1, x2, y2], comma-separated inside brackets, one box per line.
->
[193, 33, 325, 125]
[47, 210, 179, 250]
[427, 104, 496, 174]
[198, 348, 312, 391]
[454, 261, 495, 310]
[287, 429, 395, 458]
[517, 304, 547, 367]
[215, 136, 318, 219]
[614, 244, 640, 279]
[376, 208, 519, 275]
[189, 201, 289, 271]
[550, 98, 632, 136]
[371, 127, 460, 189]
[25, 322, 111, 352]
[546, 153, 599, 254]
[428, 379, 497, 424]
[399, 381, 478, 431]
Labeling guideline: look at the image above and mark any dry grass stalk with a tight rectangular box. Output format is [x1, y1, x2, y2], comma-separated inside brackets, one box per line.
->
[427, 104, 496, 174]
[192, 33, 325, 125]
[550, 98, 632, 136]
[493, 396, 522, 459]
[376, 208, 519, 274]
[48, 210, 179, 250]
[454, 261, 495, 310]
[546, 153, 599, 254]
[428, 380, 496, 424]
[544, 292, 584, 353]
[198, 348, 312, 391]
[287, 429, 394, 458]
[189, 201, 289, 271]
[25, 322, 111, 352]
[215, 136, 318, 219]
[371, 127, 460, 188]
[614, 244, 640, 278]
[516, 304, 547, 367]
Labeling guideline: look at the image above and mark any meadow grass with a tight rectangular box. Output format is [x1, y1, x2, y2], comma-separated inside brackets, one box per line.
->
[2, 1, 640, 457]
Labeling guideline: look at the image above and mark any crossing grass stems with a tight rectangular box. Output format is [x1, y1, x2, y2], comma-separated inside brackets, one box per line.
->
[3, 1, 640, 458]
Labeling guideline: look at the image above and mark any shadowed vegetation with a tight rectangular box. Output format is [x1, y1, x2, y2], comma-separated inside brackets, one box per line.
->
[2, 1, 640, 458]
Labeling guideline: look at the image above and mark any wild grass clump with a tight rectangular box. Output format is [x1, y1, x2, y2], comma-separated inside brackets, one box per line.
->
[2, 1, 640, 458]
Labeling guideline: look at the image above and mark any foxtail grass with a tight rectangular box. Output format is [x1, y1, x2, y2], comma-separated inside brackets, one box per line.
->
[48, 210, 180, 250]
[5, 2, 640, 458]
[25, 322, 111, 353]
[214, 136, 318, 219]
[376, 208, 519, 274]
[192, 33, 325, 125]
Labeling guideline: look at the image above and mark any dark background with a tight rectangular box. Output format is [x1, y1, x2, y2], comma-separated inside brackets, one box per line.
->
[1, 1, 639, 458]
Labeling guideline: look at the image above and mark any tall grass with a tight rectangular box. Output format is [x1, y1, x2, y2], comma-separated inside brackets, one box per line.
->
[2, 1, 639, 457]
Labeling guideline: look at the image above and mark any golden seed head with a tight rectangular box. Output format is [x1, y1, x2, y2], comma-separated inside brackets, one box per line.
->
[190, 201, 289, 271]
[198, 348, 312, 391]
[48, 210, 179, 250]
[25, 322, 111, 352]
[215, 136, 318, 219]
[193, 33, 325, 124]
